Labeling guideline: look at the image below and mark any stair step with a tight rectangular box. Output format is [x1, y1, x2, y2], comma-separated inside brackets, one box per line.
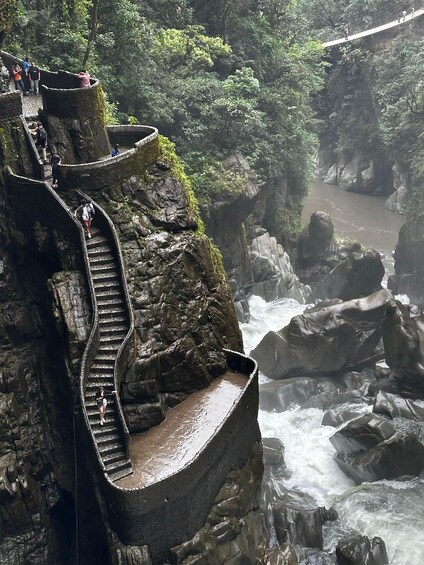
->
[108, 464, 133, 482]
[87, 245, 111, 255]
[87, 237, 110, 249]
[97, 306, 126, 316]
[96, 434, 121, 445]
[105, 459, 133, 478]
[99, 316, 127, 326]
[92, 279, 121, 289]
[88, 364, 115, 372]
[91, 268, 118, 279]
[99, 325, 128, 334]
[102, 451, 126, 465]
[99, 334, 125, 344]
[88, 253, 114, 264]
[96, 436, 125, 458]
[87, 406, 115, 417]
[92, 422, 115, 434]
[92, 272, 120, 282]
[97, 297, 125, 307]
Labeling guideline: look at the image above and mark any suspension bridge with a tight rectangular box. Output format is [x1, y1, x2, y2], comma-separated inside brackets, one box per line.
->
[324, 6, 424, 47]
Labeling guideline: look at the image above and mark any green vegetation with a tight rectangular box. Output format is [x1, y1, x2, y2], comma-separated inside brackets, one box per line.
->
[302, 0, 424, 202]
[5, 0, 328, 243]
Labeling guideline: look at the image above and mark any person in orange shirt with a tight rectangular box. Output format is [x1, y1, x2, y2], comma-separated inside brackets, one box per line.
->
[12, 63, 25, 93]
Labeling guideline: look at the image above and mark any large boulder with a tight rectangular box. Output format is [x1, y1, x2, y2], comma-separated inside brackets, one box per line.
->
[336, 533, 389, 565]
[251, 290, 391, 380]
[310, 250, 384, 302]
[270, 490, 336, 549]
[330, 413, 424, 484]
[249, 232, 309, 303]
[373, 390, 424, 421]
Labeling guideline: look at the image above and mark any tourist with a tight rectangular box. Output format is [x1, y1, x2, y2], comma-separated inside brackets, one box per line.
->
[96, 387, 116, 426]
[29, 62, 40, 95]
[344, 26, 349, 40]
[402, 9, 407, 20]
[21, 57, 31, 93]
[12, 63, 26, 93]
[111, 144, 120, 157]
[50, 153, 62, 186]
[75, 199, 95, 238]
[35, 122, 48, 163]
[77, 69, 91, 88]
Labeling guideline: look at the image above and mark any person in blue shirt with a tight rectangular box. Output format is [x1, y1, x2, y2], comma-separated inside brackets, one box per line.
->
[111, 144, 120, 157]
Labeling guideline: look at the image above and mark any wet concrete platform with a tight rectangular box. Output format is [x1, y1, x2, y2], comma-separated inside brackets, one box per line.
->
[116, 370, 248, 489]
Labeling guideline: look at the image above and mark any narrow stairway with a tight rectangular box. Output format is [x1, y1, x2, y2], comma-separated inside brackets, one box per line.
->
[85, 225, 133, 481]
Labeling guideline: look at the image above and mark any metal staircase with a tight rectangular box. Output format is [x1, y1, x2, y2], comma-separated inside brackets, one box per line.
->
[84, 225, 132, 481]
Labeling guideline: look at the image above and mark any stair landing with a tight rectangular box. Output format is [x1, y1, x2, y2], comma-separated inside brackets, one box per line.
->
[115, 370, 247, 489]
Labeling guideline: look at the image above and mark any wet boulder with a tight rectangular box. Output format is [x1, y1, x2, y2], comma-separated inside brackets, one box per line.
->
[330, 413, 424, 484]
[373, 390, 424, 421]
[262, 437, 286, 468]
[310, 250, 384, 302]
[336, 533, 389, 565]
[322, 410, 363, 428]
[330, 413, 394, 455]
[259, 377, 337, 411]
[265, 544, 299, 565]
[271, 490, 336, 549]
[249, 232, 309, 303]
[251, 290, 390, 380]
[381, 300, 424, 389]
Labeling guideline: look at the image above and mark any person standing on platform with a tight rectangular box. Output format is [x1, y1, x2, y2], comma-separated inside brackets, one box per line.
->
[29, 62, 40, 95]
[77, 69, 91, 88]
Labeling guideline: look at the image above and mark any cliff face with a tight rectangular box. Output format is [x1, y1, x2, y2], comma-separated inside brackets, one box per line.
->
[0, 85, 263, 564]
[388, 191, 424, 306]
[200, 153, 309, 318]
[316, 17, 424, 212]
[0, 105, 107, 565]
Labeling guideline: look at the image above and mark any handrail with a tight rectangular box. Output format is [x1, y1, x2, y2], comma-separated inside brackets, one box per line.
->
[77, 190, 133, 459]
[20, 116, 44, 180]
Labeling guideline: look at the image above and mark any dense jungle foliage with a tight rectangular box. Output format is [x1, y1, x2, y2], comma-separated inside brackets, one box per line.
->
[4, 1, 423, 229]
[306, 0, 424, 199]
[3, 0, 328, 240]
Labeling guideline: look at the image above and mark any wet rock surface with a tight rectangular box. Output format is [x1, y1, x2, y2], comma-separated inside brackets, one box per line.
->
[373, 390, 424, 421]
[250, 232, 309, 304]
[251, 290, 390, 380]
[381, 300, 424, 389]
[170, 442, 270, 564]
[310, 249, 384, 302]
[336, 533, 389, 565]
[330, 413, 424, 484]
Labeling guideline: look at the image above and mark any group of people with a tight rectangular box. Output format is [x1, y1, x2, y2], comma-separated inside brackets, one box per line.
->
[10, 59, 40, 95]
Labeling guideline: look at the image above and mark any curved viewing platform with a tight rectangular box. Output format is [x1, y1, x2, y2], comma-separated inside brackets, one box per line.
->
[57, 125, 159, 192]
[103, 350, 260, 563]
[117, 370, 250, 488]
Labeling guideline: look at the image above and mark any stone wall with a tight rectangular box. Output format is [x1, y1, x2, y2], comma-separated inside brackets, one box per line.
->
[42, 77, 110, 164]
[0, 91, 22, 120]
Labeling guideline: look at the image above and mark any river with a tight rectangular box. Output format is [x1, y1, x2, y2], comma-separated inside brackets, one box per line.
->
[302, 180, 405, 278]
[240, 181, 424, 564]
